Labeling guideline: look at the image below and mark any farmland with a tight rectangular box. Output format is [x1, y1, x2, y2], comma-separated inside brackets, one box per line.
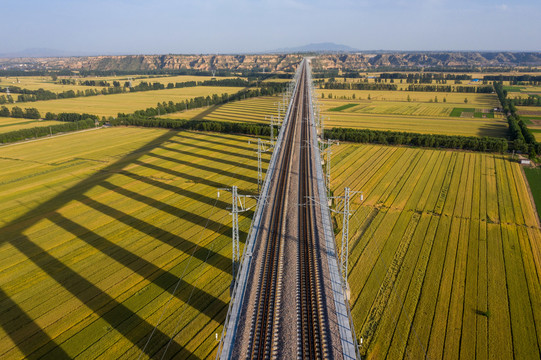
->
[3, 86, 244, 117]
[330, 143, 541, 359]
[314, 89, 507, 137]
[161, 96, 278, 123]
[517, 106, 541, 141]
[0, 117, 65, 134]
[0, 127, 266, 359]
[0, 75, 239, 93]
[524, 167, 541, 219]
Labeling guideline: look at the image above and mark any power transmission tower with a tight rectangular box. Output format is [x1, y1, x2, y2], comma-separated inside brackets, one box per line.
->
[217, 186, 257, 286]
[257, 138, 273, 193]
[321, 139, 338, 198]
[331, 188, 363, 286]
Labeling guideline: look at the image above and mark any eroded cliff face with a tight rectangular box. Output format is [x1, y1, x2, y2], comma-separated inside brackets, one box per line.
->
[311, 52, 541, 70]
[1, 52, 540, 72]
[0, 54, 304, 72]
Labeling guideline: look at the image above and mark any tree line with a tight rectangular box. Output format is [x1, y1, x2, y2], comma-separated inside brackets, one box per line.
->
[494, 81, 540, 157]
[109, 116, 271, 136]
[379, 73, 473, 81]
[0, 119, 95, 144]
[0, 106, 41, 119]
[119, 82, 288, 118]
[405, 84, 493, 93]
[324, 127, 508, 153]
[322, 82, 398, 91]
[508, 95, 541, 107]
[0, 78, 256, 105]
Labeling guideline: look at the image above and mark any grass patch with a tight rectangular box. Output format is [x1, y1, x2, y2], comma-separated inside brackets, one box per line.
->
[450, 107, 475, 117]
[473, 111, 494, 118]
[329, 103, 358, 112]
[524, 167, 541, 219]
[503, 86, 525, 92]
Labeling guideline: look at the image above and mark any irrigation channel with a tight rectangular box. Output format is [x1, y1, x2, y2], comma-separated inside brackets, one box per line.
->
[217, 59, 359, 359]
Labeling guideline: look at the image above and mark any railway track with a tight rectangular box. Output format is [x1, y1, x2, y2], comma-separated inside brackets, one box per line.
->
[244, 60, 329, 360]
[297, 70, 328, 360]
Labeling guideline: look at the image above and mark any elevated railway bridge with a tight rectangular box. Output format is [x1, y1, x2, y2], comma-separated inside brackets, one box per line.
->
[217, 59, 359, 360]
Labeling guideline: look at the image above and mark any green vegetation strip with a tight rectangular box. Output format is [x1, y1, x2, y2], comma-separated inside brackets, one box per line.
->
[0, 119, 95, 144]
[450, 108, 475, 117]
[328, 103, 358, 112]
[524, 167, 541, 219]
[324, 127, 508, 153]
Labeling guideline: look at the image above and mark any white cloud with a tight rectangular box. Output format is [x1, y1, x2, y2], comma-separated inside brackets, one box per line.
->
[497, 4, 509, 11]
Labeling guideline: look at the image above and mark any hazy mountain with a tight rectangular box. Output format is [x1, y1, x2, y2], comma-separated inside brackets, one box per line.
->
[269, 42, 358, 53]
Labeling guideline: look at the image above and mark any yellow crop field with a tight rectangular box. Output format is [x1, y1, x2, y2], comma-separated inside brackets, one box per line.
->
[0, 75, 240, 94]
[0, 117, 66, 134]
[317, 89, 500, 107]
[3, 86, 243, 117]
[161, 96, 279, 123]
[0, 127, 266, 359]
[322, 112, 507, 137]
[330, 143, 541, 360]
[315, 89, 506, 137]
[0, 76, 104, 92]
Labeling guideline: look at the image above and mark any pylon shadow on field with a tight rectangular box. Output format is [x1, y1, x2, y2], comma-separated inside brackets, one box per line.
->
[0, 128, 256, 359]
[8, 234, 197, 359]
[175, 131, 257, 152]
[159, 145, 260, 172]
[476, 123, 508, 138]
[141, 153, 258, 186]
[0, 288, 71, 359]
[50, 211, 228, 317]
[191, 103, 226, 121]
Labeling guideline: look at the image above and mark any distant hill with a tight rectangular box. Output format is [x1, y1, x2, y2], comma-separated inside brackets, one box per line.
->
[1, 52, 541, 72]
[269, 42, 358, 54]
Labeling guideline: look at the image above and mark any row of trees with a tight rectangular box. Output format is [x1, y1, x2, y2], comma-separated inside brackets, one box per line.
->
[120, 82, 287, 119]
[508, 95, 541, 107]
[109, 116, 271, 136]
[324, 127, 508, 153]
[0, 119, 95, 144]
[405, 84, 494, 93]
[322, 82, 398, 91]
[379, 73, 473, 81]
[484, 75, 541, 83]
[0, 106, 40, 119]
[0, 77, 256, 105]
[494, 81, 540, 157]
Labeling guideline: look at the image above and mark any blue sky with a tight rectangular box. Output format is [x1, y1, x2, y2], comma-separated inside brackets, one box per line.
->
[2, 0, 540, 54]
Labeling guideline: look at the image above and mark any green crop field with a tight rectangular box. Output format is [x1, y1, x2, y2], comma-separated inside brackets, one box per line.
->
[3, 86, 243, 117]
[0, 117, 66, 134]
[161, 96, 279, 124]
[0, 127, 267, 359]
[524, 167, 541, 219]
[330, 143, 541, 360]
